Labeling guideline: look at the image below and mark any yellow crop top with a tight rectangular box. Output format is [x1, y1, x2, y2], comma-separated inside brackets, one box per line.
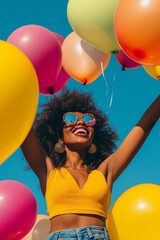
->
[45, 167, 111, 220]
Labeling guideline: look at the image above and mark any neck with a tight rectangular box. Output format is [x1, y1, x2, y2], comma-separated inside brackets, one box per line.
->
[64, 146, 86, 169]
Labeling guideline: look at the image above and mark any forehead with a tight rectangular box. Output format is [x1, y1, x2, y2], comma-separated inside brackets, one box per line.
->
[73, 112, 84, 116]
[64, 112, 84, 116]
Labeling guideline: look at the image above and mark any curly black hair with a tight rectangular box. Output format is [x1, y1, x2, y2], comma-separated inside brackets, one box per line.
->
[34, 88, 119, 171]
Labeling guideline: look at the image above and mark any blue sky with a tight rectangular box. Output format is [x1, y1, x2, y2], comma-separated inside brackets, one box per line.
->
[0, 0, 159, 216]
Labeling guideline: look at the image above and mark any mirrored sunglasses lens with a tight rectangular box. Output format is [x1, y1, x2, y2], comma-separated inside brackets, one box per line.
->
[82, 115, 95, 125]
[65, 114, 77, 123]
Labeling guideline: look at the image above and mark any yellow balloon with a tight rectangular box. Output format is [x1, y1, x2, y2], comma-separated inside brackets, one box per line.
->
[107, 184, 160, 240]
[0, 41, 39, 165]
[143, 65, 160, 80]
[23, 214, 51, 240]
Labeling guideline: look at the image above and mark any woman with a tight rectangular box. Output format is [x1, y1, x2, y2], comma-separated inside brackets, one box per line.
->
[21, 89, 160, 240]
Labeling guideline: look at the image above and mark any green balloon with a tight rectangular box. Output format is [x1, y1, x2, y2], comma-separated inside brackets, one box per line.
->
[67, 0, 121, 53]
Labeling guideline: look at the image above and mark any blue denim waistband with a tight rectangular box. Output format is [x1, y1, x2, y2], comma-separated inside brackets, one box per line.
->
[48, 225, 110, 240]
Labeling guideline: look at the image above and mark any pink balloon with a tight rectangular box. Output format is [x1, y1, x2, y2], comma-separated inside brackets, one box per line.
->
[7, 25, 62, 89]
[40, 33, 71, 95]
[115, 50, 141, 70]
[0, 180, 37, 240]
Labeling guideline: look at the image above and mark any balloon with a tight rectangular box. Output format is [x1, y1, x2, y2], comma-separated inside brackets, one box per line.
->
[106, 184, 160, 240]
[67, 0, 121, 53]
[114, 0, 160, 65]
[0, 41, 39, 164]
[40, 33, 71, 95]
[23, 214, 51, 240]
[143, 65, 160, 80]
[62, 32, 111, 85]
[7, 25, 62, 89]
[115, 50, 141, 70]
[0, 180, 37, 240]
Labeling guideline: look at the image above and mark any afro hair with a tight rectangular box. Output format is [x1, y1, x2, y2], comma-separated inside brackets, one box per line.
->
[34, 88, 119, 171]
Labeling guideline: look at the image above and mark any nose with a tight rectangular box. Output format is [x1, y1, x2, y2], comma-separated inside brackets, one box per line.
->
[76, 117, 86, 126]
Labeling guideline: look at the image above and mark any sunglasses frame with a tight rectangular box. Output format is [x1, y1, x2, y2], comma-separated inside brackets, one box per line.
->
[63, 112, 96, 126]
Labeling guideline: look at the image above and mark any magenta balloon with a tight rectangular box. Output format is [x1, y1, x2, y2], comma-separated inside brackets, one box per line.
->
[54, 32, 65, 45]
[40, 33, 71, 95]
[0, 180, 37, 240]
[115, 50, 141, 70]
[7, 25, 62, 89]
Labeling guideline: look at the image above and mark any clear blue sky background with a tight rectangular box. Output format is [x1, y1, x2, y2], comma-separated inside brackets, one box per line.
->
[0, 1, 159, 216]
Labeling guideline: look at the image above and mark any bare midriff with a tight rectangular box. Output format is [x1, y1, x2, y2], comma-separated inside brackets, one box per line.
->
[49, 213, 106, 233]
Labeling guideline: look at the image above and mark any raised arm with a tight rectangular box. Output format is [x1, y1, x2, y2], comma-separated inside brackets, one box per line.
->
[21, 127, 46, 176]
[107, 95, 160, 184]
[21, 127, 54, 195]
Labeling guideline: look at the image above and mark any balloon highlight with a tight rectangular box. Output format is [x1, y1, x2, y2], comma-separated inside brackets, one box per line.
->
[107, 184, 160, 240]
[0, 180, 37, 240]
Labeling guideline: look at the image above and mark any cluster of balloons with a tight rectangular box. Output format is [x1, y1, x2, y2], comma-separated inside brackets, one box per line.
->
[1, 1, 160, 238]
[67, 0, 160, 77]
[1, 181, 160, 239]
[106, 184, 160, 240]
[0, 22, 112, 164]
[6, 23, 112, 94]
[1, 0, 160, 163]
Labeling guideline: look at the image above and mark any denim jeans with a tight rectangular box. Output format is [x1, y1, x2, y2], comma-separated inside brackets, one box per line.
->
[48, 225, 111, 240]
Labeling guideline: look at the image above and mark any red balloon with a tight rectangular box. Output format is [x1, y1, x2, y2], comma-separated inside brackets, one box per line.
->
[115, 50, 141, 70]
[114, 0, 160, 65]
[40, 33, 71, 95]
[0, 180, 37, 240]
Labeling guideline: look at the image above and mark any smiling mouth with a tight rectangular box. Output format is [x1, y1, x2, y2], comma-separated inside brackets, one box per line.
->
[72, 128, 89, 137]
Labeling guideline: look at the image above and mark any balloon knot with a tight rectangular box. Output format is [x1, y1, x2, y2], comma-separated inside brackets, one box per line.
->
[48, 87, 54, 95]
[122, 65, 126, 71]
[112, 50, 119, 55]
[82, 80, 87, 86]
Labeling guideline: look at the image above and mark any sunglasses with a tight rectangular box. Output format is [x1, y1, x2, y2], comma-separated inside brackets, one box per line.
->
[63, 112, 96, 126]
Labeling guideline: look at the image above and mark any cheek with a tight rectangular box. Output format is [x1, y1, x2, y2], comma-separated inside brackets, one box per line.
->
[63, 128, 72, 141]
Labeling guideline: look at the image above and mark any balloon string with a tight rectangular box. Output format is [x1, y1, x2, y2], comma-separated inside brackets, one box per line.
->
[101, 62, 108, 96]
[107, 63, 118, 114]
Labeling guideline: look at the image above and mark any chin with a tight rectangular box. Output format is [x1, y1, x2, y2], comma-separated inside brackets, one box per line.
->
[68, 139, 91, 148]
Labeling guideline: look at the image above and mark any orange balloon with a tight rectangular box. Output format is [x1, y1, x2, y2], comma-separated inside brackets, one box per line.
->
[114, 0, 160, 65]
[62, 32, 111, 85]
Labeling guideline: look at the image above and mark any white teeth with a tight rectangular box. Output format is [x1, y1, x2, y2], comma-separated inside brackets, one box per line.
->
[74, 128, 87, 134]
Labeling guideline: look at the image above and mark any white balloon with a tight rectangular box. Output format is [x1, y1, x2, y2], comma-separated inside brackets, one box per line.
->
[23, 214, 51, 240]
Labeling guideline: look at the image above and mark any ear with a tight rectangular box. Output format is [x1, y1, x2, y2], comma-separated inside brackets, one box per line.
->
[58, 138, 64, 144]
